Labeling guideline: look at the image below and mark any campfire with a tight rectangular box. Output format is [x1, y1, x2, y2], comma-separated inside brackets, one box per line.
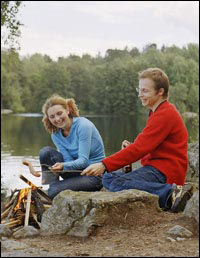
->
[1, 174, 52, 232]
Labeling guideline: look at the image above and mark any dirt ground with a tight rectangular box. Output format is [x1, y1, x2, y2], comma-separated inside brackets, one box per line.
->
[1, 209, 199, 257]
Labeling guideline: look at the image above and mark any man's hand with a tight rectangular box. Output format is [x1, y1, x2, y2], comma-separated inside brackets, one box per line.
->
[121, 140, 131, 149]
[81, 162, 106, 176]
[51, 162, 64, 176]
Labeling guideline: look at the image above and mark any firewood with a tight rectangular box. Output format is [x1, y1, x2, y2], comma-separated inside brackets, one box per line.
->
[36, 189, 52, 203]
[41, 199, 52, 205]
[1, 206, 12, 220]
[1, 190, 20, 213]
[31, 212, 41, 228]
[30, 203, 37, 214]
[15, 209, 25, 220]
[44, 204, 52, 210]
[24, 189, 32, 226]
[2, 198, 15, 213]
[6, 192, 20, 221]
[12, 225, 24, 232]
[9, 189, 20, 201]
[5, 219, 22, 228]
[19, 174, 52, 203]
[2, 177, 52, 231]
[32, 189, 45, 222]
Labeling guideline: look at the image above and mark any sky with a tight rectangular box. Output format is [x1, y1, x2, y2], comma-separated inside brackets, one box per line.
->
[9, 1, 200, 60]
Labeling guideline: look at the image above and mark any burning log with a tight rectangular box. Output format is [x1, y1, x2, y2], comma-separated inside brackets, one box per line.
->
[32, 189, 45, 222]
[1, 190, 20, 213]
[1, 175, 52, 231]
[31, 212, 41, 228]
[6, 191, 21, 221]
[19, 174, 52, 203]
[1, 206, 12, 221]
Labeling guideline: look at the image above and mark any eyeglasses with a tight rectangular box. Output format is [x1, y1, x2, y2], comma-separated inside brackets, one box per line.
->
[135, 87, 150, 94]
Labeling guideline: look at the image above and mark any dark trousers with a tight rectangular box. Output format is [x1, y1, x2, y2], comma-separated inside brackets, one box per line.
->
[39, 146, 103, 199]
[102, 166, 176, 209]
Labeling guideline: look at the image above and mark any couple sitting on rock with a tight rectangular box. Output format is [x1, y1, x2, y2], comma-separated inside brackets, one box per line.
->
[32, 68, 193, 213]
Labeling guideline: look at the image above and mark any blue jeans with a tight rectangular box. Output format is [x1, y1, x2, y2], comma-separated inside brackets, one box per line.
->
[39, 146, 103, 199]
[102, 166, 176, 209]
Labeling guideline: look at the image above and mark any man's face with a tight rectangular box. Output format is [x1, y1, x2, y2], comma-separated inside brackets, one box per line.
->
[138, 78, 164, 110]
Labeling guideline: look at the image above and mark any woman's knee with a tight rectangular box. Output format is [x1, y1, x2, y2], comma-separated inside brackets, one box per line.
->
[48, 183, 60, 199]
[39, 146, 54, 160]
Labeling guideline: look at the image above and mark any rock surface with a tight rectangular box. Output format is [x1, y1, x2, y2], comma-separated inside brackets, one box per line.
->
[12, 226, 40, 239]
[183, 190, 199, 224]
[166, 225, 193, 238]
[187, 142, 199, 183]
[41, 189, 160, 238]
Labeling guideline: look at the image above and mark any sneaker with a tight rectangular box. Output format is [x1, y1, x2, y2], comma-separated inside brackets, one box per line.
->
[170, 183, 193, 213]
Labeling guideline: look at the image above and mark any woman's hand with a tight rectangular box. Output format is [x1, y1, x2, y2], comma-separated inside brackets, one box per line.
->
[121, 140, 131, 149]
[51, 162, 64, 176]
[81, 162, 106, 176]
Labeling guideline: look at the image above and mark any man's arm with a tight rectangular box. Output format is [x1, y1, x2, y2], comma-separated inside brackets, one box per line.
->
[82, 108, 174, 176]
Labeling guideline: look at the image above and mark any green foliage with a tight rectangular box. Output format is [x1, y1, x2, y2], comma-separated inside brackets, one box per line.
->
[1, 1, 24, 49]
[1, 43, 199, 119]
[1, 49, 25, 112]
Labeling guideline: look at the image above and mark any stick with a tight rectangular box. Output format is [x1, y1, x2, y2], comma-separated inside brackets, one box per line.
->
[41, 169, 82, 173]
[43, 204, 52, 209]
[19, 174, 52, 203]
[1, 206, 12, 220]
[31, 212, 41, 228]
[6, 192, 20, 222]
[5, 219, 22, 228]
[32, 189, 45, 222]
[9, 188, 20, 201]
[12, 225, 24, 232]
[22, 160, 82, 175]
[41, 199, 52, 205]
[1, 193, 18, 213]
[28, 169, 83, 174]
[24, 189, 32, 226]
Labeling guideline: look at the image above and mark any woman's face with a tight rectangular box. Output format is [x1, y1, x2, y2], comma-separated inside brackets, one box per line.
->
[47, 104, 70, 129]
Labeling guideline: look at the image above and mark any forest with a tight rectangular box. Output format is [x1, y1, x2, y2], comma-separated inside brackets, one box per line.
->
[1, 43, 199, 116]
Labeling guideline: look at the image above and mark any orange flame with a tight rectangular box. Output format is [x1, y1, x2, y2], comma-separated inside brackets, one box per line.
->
[14, 188, 31, 211]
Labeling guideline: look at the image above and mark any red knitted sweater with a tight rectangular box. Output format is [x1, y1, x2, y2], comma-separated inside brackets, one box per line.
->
[102, 101, 188, 185]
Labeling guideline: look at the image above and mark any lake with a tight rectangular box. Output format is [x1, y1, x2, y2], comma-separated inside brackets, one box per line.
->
[1, 112, 198, 194]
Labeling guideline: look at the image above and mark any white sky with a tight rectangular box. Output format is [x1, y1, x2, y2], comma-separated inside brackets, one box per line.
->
[10, 1, 199, 60]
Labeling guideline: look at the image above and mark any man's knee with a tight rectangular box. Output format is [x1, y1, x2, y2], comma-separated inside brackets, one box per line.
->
[102, 173, 115, 189]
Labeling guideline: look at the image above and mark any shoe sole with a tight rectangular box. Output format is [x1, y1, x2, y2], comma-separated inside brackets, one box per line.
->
[170, 184, 193, 213]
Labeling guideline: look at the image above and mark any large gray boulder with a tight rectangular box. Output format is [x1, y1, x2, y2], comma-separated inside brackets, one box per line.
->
[183, 190, 199, 224]
[41, 189, 160, 238]
[186, 142, 199, 183]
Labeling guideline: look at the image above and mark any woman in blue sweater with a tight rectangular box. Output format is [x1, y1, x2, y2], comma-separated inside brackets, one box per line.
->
[40, 94, 105, 199]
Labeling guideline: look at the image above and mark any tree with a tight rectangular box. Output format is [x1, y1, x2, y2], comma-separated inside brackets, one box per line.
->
[1, 49, 25, 112]
[1, 1, 23, 48]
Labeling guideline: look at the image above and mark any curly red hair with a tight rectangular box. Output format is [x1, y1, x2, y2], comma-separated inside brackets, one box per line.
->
[42, 94, 79, 133]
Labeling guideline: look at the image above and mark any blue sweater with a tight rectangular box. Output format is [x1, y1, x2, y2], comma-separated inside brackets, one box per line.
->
[51, 117, 105, 170]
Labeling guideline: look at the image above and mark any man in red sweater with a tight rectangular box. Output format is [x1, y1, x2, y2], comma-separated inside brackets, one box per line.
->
[81, 68, 193, 212]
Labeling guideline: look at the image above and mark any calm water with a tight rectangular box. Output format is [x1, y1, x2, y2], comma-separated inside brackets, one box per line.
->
[1, 113, 198, 194]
